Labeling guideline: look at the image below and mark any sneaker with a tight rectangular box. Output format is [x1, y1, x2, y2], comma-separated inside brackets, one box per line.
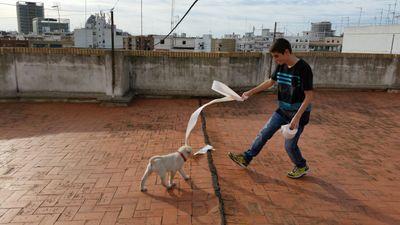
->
[228, 152, 249, 168]
[287, 165, 309, 179]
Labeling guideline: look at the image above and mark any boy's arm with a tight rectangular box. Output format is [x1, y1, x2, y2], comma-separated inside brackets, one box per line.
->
[242, 79, 276, 99]
[290, 90, 314, 129]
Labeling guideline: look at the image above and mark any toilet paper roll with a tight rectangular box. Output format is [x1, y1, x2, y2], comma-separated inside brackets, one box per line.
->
[281, 124, 298, 140]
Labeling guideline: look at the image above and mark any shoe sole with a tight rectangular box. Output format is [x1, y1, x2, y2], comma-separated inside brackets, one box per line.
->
[228, 152, 248, 169]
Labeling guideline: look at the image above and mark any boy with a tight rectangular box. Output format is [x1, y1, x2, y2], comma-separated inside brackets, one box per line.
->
[228, 38, 314, 179]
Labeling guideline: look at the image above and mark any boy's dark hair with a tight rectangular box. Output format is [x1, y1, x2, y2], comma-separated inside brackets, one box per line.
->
[269, 38, 292, 54]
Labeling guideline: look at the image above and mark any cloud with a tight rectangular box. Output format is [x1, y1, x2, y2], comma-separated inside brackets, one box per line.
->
[0, 0, 393, 36]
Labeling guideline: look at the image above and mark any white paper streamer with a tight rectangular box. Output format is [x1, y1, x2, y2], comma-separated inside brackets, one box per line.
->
[194, 144, 214, 155]
[185, 81, 243, 146]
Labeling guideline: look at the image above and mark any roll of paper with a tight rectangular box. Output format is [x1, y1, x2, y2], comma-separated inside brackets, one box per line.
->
[280, 124, 298, 140]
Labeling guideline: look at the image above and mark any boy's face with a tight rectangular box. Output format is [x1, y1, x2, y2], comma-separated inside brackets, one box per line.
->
[271, 49, 290, 65]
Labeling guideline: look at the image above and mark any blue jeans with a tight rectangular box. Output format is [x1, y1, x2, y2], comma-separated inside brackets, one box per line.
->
[243, 111, 307, 168]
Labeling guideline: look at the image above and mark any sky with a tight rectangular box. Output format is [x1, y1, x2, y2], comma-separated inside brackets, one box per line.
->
[0, 0, 397, 37]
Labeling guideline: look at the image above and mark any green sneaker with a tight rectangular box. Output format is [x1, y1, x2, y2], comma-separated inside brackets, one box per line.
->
[228, 152, 249, 168]
[287, 165, 309, 179]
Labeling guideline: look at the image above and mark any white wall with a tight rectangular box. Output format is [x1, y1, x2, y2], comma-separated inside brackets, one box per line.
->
[74, 28, 123, 49]
[153, 35, 173, 50]
[195, 35, 212, 52]
[173, 37, 195, 49]
[342, 24, 400, 54]
[74, 28, 93, 48]
[102, 29, 123, 49]
[285, 36, 310, 52]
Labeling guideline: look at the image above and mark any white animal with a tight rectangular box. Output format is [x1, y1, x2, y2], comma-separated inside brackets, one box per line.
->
[140, 145, 192, 192]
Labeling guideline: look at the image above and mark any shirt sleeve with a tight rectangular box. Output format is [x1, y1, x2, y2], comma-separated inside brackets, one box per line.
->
[302, 64, 313, 91]
[270, 65, 279, 81]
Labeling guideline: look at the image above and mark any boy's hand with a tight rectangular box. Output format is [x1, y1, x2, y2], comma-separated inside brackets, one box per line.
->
[289, 117, 300, 130]
[241, 91, 251, 100]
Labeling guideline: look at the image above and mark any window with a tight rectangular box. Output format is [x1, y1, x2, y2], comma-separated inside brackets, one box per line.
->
[183, 40, 186, 45]
[160, 39, 165, 44]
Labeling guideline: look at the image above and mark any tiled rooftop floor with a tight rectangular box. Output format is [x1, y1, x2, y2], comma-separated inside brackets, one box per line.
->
[205, 91, 400, 225]
[0, 91, 399, 225]
[0, 99, 218, 225]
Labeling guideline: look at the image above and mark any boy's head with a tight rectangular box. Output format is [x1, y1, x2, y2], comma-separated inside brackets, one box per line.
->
[269, 38, 292, 65]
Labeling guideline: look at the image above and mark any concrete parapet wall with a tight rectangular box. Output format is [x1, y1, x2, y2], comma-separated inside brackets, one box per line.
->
[127, 51, 400, 96]
[127, 53, 265, 96]
[0, 48, 399, 100]
[0, 48, 126, 100]
[296, 52, 400, 90]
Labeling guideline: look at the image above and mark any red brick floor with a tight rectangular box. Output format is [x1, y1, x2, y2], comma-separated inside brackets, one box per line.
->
[1, 91, 399, 225]
[0, 99, 219, 225]
[205, 91, 400, 225]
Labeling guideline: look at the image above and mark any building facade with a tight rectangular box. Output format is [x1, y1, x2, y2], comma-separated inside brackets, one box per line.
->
[303, 21, 335, 41]
[236, 29, 284, 52]
[153, 34, 195, 51]
[17, 1, 44, 34]
[172, 36, 195, 51]
[153, 35, 173, 51]
[74, 13, 123, 49]
[0, 39, 29, 47]
[123, 36, 134, 50]
[211, 38, 236, 52]
[309, 37, 342, 52]
[135, 36, 154, 50]
[32, 18, 70, 34]
[194, 34, 212, 52]
[285, 36, 310, 52]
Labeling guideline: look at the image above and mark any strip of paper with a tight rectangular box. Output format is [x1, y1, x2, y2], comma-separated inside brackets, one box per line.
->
[185, 81, 243, 145]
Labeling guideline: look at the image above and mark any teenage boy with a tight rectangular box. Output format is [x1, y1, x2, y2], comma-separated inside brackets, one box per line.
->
[228, 38, 314, 179]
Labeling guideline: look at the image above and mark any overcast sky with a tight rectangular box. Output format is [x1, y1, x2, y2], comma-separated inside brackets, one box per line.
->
[0, 0, 396, 37]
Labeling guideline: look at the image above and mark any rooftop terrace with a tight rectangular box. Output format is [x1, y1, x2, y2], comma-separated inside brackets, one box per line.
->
[0, 90, 399, 225]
